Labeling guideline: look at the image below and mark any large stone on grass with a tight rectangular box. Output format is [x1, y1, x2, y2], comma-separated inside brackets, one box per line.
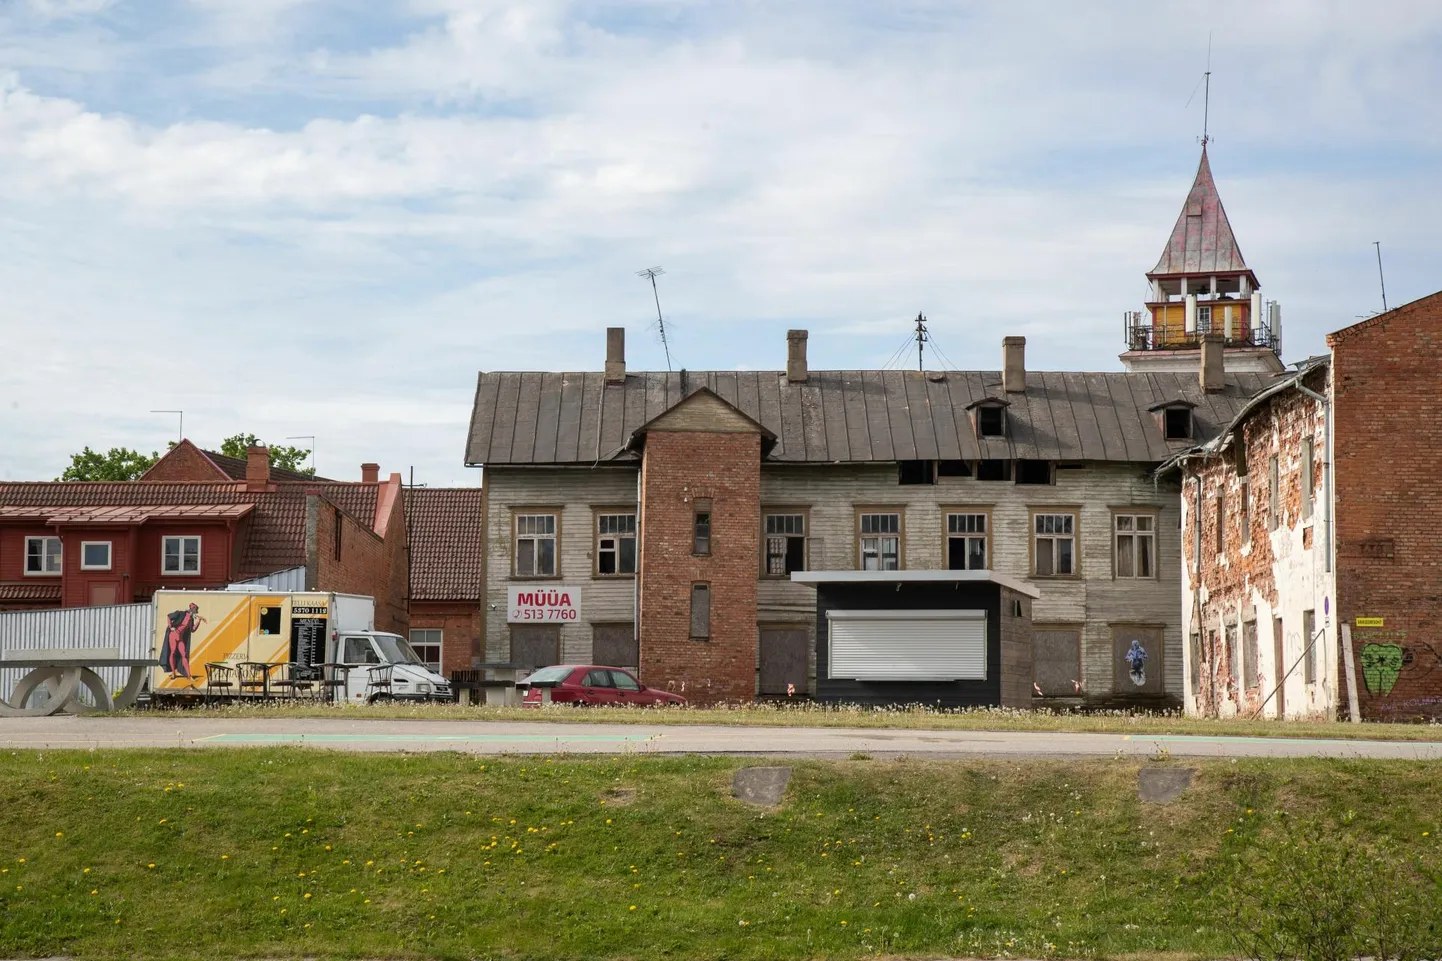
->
[732, 766, 791, 807]
[1138, 767, 1194, 804]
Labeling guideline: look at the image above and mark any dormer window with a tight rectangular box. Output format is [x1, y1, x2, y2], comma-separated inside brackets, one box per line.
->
[967, 398, 1009, 438]
[1149, 400, 1196, 442]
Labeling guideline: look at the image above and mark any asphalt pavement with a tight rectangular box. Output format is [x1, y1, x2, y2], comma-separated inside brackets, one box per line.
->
[1, 715, 1440, 759]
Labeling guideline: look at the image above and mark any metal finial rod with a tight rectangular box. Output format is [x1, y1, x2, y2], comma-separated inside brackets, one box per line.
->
[1374, 242, 1388, 313]
[286, 435, 317, 474]
[636, 266, 672, 372]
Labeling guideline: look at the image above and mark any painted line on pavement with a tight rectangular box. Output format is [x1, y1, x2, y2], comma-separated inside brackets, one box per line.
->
[203, 732, 659, 743]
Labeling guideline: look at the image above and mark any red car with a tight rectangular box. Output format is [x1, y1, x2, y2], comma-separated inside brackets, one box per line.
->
[519, 665, 687, 707]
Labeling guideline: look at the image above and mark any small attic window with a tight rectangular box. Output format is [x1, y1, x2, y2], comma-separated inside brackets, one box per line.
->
[1164, 407, 1193, 440]
[898, 460, 935, 485]
[977, 406, 1005, 437]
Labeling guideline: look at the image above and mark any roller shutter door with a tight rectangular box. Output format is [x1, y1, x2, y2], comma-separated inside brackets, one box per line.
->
[827, 609, 986, 681]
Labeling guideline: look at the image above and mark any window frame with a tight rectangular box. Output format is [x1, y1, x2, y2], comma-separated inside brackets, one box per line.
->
[1302, 609, 1317, 686]
[692, 498, 712, 556]
[1215, 489, 1226, 555]
[161, 535, 202, 577]
[976, 404, 1006, 438]
[23, 536, 62, 577]
[761, 507, 809, 578]
[80, 541, 113, 571]
[942, 507, 991, 571]
[689, 582, 711, 639]
[1029, 508, 1079, 579]
[1301, 437, 1315, 521]
[1268, 454, 1281, 531]
[408, 628, 443, 674]
[592, 507, 638, 578]
[854, 507, 904, 571]
[1112, 509, 1158, 580]
[1163, 406, 1193, 440]
[511, 509, 561, 579]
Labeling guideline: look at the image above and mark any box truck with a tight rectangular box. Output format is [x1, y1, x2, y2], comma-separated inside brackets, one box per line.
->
[152, 589, 450, 703]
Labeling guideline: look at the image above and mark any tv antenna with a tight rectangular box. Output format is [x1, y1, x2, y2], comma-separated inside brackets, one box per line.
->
[1373, 242, 1388, 313]
[913, 312, 929, 371]
[1187, 32, 1215, 147]
[150, 409, 183, 444]
[636, 266, 672, 371]
[286, 435, 316, 475]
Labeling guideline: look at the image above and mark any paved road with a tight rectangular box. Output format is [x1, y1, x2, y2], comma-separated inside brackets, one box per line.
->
[1, 715, 1439, 759]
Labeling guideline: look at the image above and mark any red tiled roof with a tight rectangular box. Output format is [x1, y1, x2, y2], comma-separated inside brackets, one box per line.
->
[0, 583, 63, 603]
[0, 482, 380, 579]
[201, 451, 332, 483]
[406, 487, 484, 602]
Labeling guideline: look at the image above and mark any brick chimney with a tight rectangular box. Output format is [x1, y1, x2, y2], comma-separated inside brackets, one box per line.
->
[786, 329, 808, 383]
[1200, 333, 1225, 393]
[1003, 336, 1026, 393]
[361, 463, 379, 484]
[245, 446, 270, 490]
[605, 327, 626, 384]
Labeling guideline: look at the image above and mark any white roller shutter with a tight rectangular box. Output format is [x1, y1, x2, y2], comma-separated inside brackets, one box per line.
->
[827, 609, 986, 681]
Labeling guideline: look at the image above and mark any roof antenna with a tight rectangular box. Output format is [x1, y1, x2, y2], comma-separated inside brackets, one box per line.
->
[150, 409, 183, 444]
[286, 435, 316, 475]
[1186, 32, 1214, 147]
[1373, 241, 1388, 313]
[914, 312, 928, 372]
[636, 266, 673, 372]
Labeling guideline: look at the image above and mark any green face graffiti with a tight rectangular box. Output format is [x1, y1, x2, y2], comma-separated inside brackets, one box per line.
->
[1361, 643, 1404, 696]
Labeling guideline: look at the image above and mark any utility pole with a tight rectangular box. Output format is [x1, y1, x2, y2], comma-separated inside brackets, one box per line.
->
[914, 313, 928, 371]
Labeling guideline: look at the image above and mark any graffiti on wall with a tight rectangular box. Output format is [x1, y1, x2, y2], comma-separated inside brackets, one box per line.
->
[1358, 630, 1441, 696]
[1124, 639, 1148, 687]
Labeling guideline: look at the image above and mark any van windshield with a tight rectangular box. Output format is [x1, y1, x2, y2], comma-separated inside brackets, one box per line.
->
[372, 634, 425, 666]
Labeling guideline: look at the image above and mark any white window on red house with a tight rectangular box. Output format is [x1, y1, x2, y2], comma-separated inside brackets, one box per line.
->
[25, 537, 62, 575]
[162, 536, 201, 575]
[81, 541, 112, 571]
[409, 629, 443, 673]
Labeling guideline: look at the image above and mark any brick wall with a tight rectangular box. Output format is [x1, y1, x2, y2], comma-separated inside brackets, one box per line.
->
[410, 600, 482, 677]
[1329, 290, 1442, 720]
[998, 587, 1034, 708]
[638, 429, 761, 705]
[309, 493, 410, 636]
[141, 443, 227, 482]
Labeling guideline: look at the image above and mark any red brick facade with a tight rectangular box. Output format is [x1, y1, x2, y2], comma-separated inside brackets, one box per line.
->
[638, 428, 762, 705]
[308, 487, 409, 636]
[410, 601, 483, 676]
[1329, 290, 1442, 720]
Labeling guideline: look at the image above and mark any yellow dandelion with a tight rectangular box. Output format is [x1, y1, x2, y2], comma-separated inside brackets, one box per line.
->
[90, 889, 98, 895]
[56, 832, 63, 838]
[83, 867, 91, 873]
[629, 905, 636, 911]
[364, 899, 371, 904]
[146, 863, 156, 869]
[304, 893, 312, 900]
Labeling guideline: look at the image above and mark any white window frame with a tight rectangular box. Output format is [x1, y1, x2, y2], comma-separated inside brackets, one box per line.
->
[857, 512, 901, 571]
[409, 628, 443, 674]
[80, 541, 113, 571]
[514, 513, 558, 578]
[1114, 513, 1156, 579]
[946, 512, 989, 570]
[161, 536, 202, 576]
[764, 512, 807, 576]
[595, 512, 637, 577]
[24, 536, 62, 576]
[1032, 512, 1076, 577]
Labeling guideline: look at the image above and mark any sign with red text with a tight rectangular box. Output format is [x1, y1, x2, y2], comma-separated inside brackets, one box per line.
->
[507, 585, 581, 624]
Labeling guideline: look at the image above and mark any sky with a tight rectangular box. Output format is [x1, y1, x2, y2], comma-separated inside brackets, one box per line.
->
[2, 0, 1439, 486]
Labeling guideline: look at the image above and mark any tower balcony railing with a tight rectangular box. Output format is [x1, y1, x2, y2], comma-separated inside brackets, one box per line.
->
[1124, 314, 1280, 356]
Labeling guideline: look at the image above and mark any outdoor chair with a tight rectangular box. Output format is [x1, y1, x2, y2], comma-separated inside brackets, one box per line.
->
[204, 663, 235, 703]
[236, 662, 270, 699]
[365, 664, 393, 702]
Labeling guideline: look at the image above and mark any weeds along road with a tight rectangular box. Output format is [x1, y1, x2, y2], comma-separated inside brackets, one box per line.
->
[2, 716, 1441, 758]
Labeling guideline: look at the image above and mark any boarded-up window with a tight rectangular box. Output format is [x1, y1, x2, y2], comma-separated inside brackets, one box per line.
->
[1243, 620, 1259, 690]
[1032, 629, 1080, 697]
[1302, 609, 1317, 685]
[1189, 633, 1202, 694]
[690, 583, 710, 639]
[591, 623, 637, 669]
[1114, 626, 1164, 696]
[1224, 623, 1239, 699]
[510, 625, 560, 670]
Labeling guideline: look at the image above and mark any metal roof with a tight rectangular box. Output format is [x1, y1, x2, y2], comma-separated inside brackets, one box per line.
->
[0, 505, 256, 524]
[790, 569, 1041, 599]
[1150, 146, 1253, 279]
[466, 368, 1276, 467]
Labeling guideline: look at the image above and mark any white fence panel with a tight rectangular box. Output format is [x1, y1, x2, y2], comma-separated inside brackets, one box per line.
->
[0, 603, 154, 701]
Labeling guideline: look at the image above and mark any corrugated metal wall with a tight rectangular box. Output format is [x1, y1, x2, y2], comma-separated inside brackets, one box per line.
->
[0, 603, 154, 702]
[228, 566, 307, 592]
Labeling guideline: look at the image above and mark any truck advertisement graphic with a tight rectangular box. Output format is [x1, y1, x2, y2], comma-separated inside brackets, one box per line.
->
[152, 591, 332, 692]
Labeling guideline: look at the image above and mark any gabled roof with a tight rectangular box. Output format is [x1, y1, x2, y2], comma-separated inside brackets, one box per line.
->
[1327, 288, 1442, 346]
[405, 487, 485, 602]
[202, 450, 326, 483]
[1149, 146, 1254, 280]
[625, 387, 777, 456]
[139, 440, 328, 483]
[0, 504, 255, 524]
[466, 368, 1277, 467]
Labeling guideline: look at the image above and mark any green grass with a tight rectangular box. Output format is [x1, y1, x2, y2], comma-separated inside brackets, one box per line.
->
[136, 698, 1442, 741]
[1, 750, 1439, 960]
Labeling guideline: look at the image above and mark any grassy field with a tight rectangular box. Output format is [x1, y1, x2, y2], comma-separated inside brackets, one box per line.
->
[0, 750, 1439, 960]
[136, 698, 1442, 741]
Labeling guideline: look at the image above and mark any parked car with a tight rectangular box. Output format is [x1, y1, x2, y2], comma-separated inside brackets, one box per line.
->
[519, 665, 687, 707]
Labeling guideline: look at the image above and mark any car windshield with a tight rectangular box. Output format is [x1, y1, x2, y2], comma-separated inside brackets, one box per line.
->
[524, 666, 573, 684]
[372, 634, 425, 666]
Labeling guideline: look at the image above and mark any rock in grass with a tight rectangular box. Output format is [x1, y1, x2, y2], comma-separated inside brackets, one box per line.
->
[732, 766, 791, 807]
[1138, 766, 1194, 804]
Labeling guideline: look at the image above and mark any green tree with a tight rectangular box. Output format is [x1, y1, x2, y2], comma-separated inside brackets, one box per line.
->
[58, 446, 159, 481]
[218, 433, 314, 476]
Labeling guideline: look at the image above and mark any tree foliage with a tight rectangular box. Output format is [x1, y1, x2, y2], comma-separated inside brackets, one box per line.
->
[58, 446, 159, 481]
[218, 433, 314, 476]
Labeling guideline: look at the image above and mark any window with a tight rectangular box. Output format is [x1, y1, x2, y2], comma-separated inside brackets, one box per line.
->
[977, 406, 1005, 437]
[514, 513, 557, 577]
[946, 512, 988, 570]
[1033, 512, 1075, 577]
[80, 541, 112, 571]
[1197, 305, 1212, 331]
[343, 636, 379, 664]
[764, 513, 807, 576]
[690, 583, 710, 639]
[1015, 460, 1053, 485]
[1115, 513, 1155, 578]
[162, 536, 201, 575]
[334, 514, 343, 560]
[409, 629, 442, 673]
[977, 459, 1011, 481]
[898, 460, 935, 485]
[692, 499, 712, 555]
[1243, 620, 1259, 690]
[609, 670, 642, 692]
[1268, 455, 1280, 531]
[1302, 609, 1317, 685]
[582, 669, 614, 688]
[1164, 407, 1192, 440]
[1215, 491, 1226, 554]
[937, 460, 972, 478]
[1239, 479, 1251, 544]
[858, 512, 901, 571]
[1189, 632, 1202, 695]
[596, 513, 637, 576]
[24, 536, 62, 575]
[1301, 437, 1315, 521]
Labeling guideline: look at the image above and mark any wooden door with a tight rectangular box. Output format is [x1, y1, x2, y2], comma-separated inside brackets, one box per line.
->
[509, 625, 560, 670]
[1272, 617, 1286, 717]
[759, 628, 808, 695]
[591, 623, 638, 669]
[1032, 628, 1080, 697]
[88, 581, 121, 606]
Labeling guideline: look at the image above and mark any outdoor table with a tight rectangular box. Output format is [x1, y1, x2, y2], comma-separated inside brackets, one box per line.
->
[0, 648, 157, 717]
[477, 663, 526, 706]
[236, 661, 286, 700]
